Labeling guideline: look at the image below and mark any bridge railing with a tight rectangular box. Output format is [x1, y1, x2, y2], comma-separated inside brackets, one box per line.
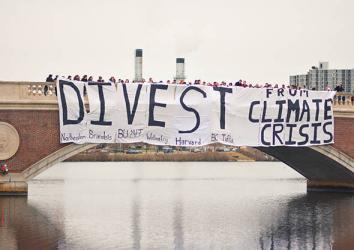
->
[26, 83, 56, 97]
[334, 92, 354, 107]
[0, 81, 56, 102]
[0, 81, 353, 108]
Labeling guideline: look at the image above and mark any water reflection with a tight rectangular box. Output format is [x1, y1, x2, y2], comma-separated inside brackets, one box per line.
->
[0, 196, 64, 249]
[259, 193, 354, 250]
[0, 163, 353, 249]
[131, 179, 141, 250]
[173, 187, 184, 250]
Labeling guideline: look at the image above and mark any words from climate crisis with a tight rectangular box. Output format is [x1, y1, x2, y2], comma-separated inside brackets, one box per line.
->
[57, 79, 335, 147]
[248, 88, 333, 146]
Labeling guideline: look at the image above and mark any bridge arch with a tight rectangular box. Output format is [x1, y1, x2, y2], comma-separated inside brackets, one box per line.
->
[257, 145, 354, 191]
[19, 143, 354, 187]
[15, 142, 352, 192]
[22, 143, 97, 180]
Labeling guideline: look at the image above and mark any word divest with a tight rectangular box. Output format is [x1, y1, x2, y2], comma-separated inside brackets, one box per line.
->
[57, 79, 336, 147]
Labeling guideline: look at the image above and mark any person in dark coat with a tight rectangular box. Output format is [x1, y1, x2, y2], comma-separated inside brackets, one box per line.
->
[335, 84, 344, 92]
[97, 76, 104, 83]
[81, 75, 88, 82]
[46, 74, 54, 82]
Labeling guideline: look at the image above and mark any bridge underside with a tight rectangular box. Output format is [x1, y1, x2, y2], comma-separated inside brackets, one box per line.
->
[1, 143, 353, 195]
[257, 146, 354, 192]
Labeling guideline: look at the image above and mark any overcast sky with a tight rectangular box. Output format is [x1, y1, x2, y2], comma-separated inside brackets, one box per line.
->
[1, 0, 354, 83]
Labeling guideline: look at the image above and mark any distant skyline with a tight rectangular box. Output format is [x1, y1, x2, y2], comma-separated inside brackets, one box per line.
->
[1, 0, 354, 84]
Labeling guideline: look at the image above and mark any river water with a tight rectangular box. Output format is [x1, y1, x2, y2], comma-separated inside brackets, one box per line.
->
[0, 162, 353, 250]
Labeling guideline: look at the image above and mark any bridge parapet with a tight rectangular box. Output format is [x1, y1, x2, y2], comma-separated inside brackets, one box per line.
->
[26, 83, 56, 97]
[0, 81, 56, 110]
[0, 81, 353, 109]
[0, 81, 56, 101]
[334, 92, 354, 106]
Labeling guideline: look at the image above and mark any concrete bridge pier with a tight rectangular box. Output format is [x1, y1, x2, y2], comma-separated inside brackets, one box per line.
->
[0, 174, 28, 195]
[307, 180, 354, 192]
[0, 182, 28, 195]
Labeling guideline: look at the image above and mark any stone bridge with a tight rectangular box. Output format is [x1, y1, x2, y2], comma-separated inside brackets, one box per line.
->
[0, 81, 353, 195]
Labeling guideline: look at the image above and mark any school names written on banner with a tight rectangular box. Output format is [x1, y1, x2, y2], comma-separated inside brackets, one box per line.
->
[57, 79, 336, 147]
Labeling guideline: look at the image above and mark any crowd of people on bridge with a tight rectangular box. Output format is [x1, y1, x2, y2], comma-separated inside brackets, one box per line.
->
[46, 74, 334, 91]
[44, 74, 352, 103]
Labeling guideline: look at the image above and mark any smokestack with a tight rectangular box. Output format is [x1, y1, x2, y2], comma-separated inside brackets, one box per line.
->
[175, 58, 185, 81]
[134, 49, 143, 82]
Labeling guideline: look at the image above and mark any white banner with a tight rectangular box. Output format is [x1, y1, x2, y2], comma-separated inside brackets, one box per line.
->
[57, 79, 336, 147]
